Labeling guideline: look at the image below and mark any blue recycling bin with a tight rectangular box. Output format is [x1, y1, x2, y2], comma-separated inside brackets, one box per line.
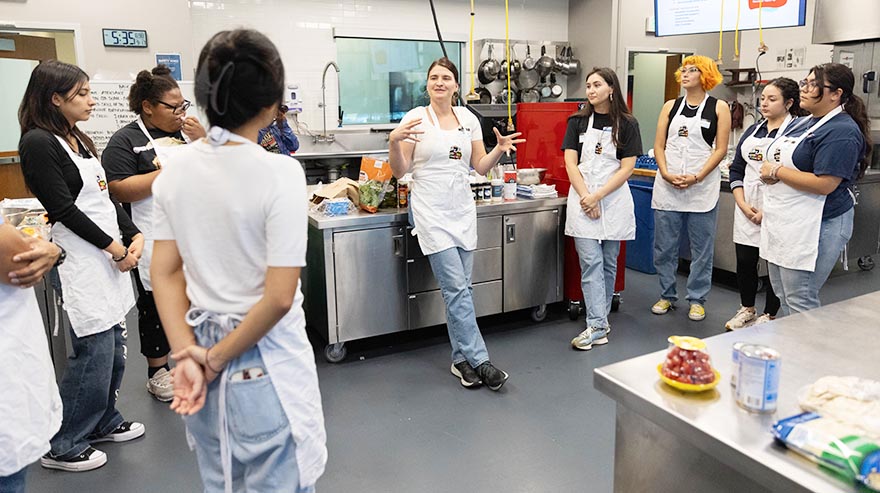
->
[626, 180, 657, 274]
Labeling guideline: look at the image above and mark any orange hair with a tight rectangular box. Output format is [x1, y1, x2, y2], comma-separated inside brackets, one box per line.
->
[675, 55, 723, 91]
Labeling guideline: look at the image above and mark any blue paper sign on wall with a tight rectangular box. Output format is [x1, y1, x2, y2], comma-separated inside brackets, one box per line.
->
[156, 53, 182, 81]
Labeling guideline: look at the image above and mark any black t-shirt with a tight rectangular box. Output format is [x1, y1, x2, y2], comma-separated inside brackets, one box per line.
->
[668, 96, 719, 147]
[19, 128, 139, 250]
[561, 112, 643, 161]
[102, 120, 185, 183]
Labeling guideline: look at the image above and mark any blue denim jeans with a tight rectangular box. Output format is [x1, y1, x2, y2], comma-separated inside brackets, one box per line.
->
[50, 323, 126, 459]
[0, 468, 26, 493]
[184, 322, 311, 493]
[768, 208, 854, 316]
[574, 238, 620, 329]
[427, 247, 490, 367]
[653, 205, 719, 305]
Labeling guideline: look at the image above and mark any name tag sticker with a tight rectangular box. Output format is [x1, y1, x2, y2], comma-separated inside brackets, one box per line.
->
[603, 126, 612, 131]
[579, 133, 587, 143]
[700, 119, 711, 129]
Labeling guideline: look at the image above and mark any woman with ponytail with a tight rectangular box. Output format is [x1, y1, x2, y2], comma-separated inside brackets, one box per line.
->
[102, 65, 205, 402]
[150, 29, 326, 492]
[561, 67, 642, 350]
[759, 63, 871, 315]
[724, 77, 805, 330]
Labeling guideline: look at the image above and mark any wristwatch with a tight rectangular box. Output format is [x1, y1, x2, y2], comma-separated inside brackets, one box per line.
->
[54, 246, 67, 267]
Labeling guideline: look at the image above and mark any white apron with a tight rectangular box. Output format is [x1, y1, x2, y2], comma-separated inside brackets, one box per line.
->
[760, 106, 842, 271]
[732, 115, 794, 247]
[410, 106, 477, 255]
[51, 135, 135, 338]
[652, 95, 720, 213]
[565, 114, 635, 240]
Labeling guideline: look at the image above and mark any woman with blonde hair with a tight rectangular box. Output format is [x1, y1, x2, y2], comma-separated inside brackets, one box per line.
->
[650, 55, 731, 321]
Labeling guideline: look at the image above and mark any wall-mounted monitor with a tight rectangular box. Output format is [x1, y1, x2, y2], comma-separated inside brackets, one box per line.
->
[654, 0, 807, 37]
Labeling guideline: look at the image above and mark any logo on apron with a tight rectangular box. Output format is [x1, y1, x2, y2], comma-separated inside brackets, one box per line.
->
[448, 145, 462, 160]
[677, 125, 689, 138]
[773, 147, 782, 162]
[748, 147, 764, 161]
[152, 156, 163, 170]
[595, 142, 603, 154]
[97, 175, 108, 191]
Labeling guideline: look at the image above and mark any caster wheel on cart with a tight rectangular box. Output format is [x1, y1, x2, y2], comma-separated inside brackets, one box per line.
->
[610, 293, 621, 312]
[858, 256, 875, 271]
[324, 343, 347, 363]
[568, 301, 581, 321]
[531, 304, 548, 322]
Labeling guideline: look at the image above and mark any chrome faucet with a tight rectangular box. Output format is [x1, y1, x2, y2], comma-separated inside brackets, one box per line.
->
[317, 61, 341, 143]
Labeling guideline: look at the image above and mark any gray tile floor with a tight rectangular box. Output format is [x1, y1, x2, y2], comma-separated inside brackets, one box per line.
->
[26, 267, 879, 492]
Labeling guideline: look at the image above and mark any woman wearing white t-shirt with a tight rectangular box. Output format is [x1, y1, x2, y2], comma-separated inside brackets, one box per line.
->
[151, 29, 325, 493]
[388, 58, 524, 391]
[0, 221, 63, 492]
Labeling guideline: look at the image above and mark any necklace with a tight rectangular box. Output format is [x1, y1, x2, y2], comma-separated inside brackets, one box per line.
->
[685, 101, 700, 110]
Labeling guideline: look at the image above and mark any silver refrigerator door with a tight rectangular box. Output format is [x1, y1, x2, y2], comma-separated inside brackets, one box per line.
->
[502, 210, 560, 312]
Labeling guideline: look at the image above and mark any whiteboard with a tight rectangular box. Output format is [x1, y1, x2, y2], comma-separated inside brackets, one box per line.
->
[78, 80, 204, 154]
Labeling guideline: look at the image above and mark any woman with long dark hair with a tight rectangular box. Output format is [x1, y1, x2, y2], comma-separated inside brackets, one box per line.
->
[651, 55, 731, 321]
[151, 29, 326, 491]
[19, 60, 145, 472]
[759, 63, 872, 315]
[562, 67, 642, 350]
[725, 77, 805, 330]
[102, 65, 205, 402]
[388, 57, 523, 390]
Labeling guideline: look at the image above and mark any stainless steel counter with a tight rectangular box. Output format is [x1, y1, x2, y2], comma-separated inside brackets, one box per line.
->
[308, 196, 568, 230]
[594, 291, 880, 493]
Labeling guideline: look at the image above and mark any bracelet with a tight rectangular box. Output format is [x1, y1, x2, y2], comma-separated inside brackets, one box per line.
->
[111, 247, 129, 262]
[770, 163, 784, 180]
[205, 346, 224, 374]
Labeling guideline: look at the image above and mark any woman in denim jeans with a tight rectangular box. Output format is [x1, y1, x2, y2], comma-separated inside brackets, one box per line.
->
[19, 60, 146, 473]
[151, 30, 326, 493]
[388, 58, 523, 390]
[758, 63, 871, 315]
[650, 55, 731, 322]
[561, 68, 642, 350]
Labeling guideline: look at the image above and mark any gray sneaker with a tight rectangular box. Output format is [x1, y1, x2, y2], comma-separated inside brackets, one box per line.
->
[147, 368, 174, 402]
[475, 362, 509, 391]
[571, 327, 609, 351]
[451, 361, 481, 388]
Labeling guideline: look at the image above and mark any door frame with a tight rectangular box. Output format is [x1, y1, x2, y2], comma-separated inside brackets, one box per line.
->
[623, 47, 696, 98]
[0, 21, 85, 66]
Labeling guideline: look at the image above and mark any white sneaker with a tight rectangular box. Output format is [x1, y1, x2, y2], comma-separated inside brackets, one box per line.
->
[753, 313, 775, 325]
[41, 446, 107, 472]
[725, 306, 756, 330]
[147, 368, 174, 402]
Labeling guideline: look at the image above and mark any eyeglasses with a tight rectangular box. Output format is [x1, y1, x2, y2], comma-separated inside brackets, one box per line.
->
[679, 67, 701, 74]
[798, 79, 833, 91]
[157, 99, 191, 114]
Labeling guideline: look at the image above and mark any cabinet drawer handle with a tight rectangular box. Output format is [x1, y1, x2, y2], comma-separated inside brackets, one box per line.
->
[392, 234, 404, 257]
[506, 224, 516, 243]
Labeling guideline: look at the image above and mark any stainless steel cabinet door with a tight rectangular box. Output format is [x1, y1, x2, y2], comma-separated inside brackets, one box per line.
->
[333, 226, 407, 340]
[502, 210, 559, 311]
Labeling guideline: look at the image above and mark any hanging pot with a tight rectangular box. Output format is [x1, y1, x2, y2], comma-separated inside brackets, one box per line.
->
[478, 59, 496, 85]
[475, 86, 492, 104]
[496, 88, 517, 104]
[566, 46, 581, 75]
[536, 45, 554, 78]
[549, 73, 563, 98]
[521, 88, 540, 103]
[539, 76, 552, 99]
[518, 66, 539, 90]
[522, 45, 537, 71]
[485, 43, 501, 77]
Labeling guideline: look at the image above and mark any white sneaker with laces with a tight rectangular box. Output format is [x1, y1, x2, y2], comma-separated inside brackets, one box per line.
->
[753, 313, 774, 325]
[725, 306, 756, 330]
[147, 367, 174, 402]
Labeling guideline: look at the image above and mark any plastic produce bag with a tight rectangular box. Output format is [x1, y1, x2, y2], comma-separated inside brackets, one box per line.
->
[311, 197, 356, 217]
[773, 412, 880, 491]
[358, 156, 392, 213]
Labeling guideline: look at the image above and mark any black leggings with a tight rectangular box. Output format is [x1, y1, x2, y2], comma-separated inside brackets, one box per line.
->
[133, 270, 171, 359]
[735, 243, 780, 316]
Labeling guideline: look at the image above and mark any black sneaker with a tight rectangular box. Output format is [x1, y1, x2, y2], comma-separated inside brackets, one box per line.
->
[88, 421, 145, 443]
[451, 361, 482, 388]
[475, 362, 509, 391]
[41, 446, 107, 472]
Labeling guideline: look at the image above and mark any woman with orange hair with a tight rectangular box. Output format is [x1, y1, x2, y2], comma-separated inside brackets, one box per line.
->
[650, 55, 731, 321]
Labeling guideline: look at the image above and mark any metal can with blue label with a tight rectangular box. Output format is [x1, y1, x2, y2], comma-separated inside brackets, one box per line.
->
[731, 341, 745, 389]
[735, 344, 781, 413]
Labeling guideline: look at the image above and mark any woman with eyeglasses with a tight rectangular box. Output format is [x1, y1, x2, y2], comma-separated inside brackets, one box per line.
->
[102, 65, 205, 402]
[758, 63, 871, 315]
[724, 77, 805, 331]
[19, 60, 145, 472]
[651, 55, 731, 322]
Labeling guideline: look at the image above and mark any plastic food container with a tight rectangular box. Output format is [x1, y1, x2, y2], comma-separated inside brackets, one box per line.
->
[658, 336, 720, 392]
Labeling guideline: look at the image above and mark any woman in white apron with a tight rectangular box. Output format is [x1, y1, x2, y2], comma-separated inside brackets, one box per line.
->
[759, 63, 871, 316]
[18, 60, 145, 473]
[651, 55, 731, 322]
[103, 65, 205, 402]
[151, 30, 326, 493]
[0, 219, 63, 491]
[388, 58, 524, 391]
[561, 68, 641, 350]
[724, 78, 803, 330]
